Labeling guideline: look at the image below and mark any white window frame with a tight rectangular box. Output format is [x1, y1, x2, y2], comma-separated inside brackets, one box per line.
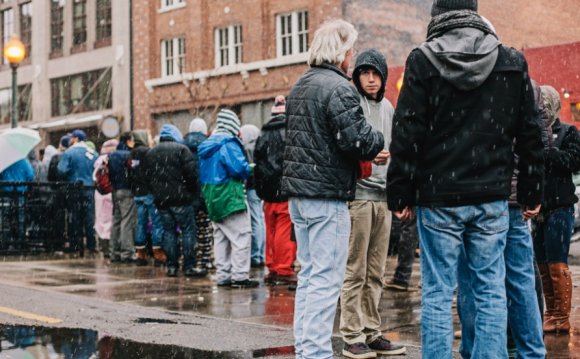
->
[159, 0, 185, 13]
[161, 37, 185, 78]
[214, 24, 242, 68]
[276, 10, 308, 58]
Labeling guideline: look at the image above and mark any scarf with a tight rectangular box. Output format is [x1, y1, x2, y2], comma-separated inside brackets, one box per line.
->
[427, 10, 497, 41]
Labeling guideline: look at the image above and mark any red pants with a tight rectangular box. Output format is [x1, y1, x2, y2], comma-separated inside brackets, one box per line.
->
[264, 201, 296, 276]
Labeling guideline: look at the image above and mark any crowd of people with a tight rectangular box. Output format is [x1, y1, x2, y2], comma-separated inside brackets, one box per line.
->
[1, 0, 580, 358]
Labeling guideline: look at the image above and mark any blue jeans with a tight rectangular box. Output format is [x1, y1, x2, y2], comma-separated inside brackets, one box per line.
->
[417, 201, 508, 359]
[158, 206, 197, 270]
[134, 195, 163, 247]
[247, 189, 265, 264]
[458, 207, 545, 359]
[289, 197, 350, 359]
[533, 206, 574, 264]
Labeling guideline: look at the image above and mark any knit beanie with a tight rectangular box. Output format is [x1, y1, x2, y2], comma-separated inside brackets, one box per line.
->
[188, 118, 208, 135]
[431, 0, 478, 16]
[271, 95, 286, 115]
[214, 109, 241, 137]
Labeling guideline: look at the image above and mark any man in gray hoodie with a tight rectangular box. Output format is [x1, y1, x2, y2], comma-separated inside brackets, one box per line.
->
[339, 48, 405, 359]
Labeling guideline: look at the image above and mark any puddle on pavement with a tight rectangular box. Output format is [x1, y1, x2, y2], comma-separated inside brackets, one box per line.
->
[0, 324, 295, 358]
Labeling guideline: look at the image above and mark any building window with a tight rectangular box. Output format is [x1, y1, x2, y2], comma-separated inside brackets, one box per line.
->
[0, 84, 32, 125]
[72, 0, 87, 46]
[214, 25, 242, 68]
[2, 8, 13, 65]
[161, 37, 185, 77]
[96, 0, 112, 43]
[160, 0, 184, 10]
[50, 0, 64, 53]
[19, 2, 32, 59]
[276, 10, 308, 57]
[50, 68, 112, 117]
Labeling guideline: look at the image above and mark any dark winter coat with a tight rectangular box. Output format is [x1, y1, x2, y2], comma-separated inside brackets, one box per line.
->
[108, 142, 131, 191]
[543, 120, 580, 211]
[387, 45, 545, 210]
[281, 63, 385, 201]
[254, 114, 287, 202]
[143, 139, 198, 209]
[47, 154, 64, 182]
[184, 131, 208, 209]
[129, 145, 150, 197]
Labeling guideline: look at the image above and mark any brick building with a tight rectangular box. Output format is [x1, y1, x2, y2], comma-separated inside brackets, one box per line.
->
[133, 0, 580, 133]
[0, 0, 131, 145]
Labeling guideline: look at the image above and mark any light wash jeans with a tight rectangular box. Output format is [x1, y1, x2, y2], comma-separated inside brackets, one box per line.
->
[417, 200, 509, 359]
[134, 195, 163, 247]
[458, 207, 545, 359]
[247, 189, 265, 264]
[289, 197, 350, 359]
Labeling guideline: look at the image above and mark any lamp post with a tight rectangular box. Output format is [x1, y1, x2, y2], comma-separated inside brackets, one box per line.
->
[3, 35, 26, 128]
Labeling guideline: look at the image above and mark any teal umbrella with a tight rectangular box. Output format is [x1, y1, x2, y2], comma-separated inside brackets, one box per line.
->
[0, 128, 41, 173]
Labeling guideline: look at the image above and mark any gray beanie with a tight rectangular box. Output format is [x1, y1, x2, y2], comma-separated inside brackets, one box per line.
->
[431, 0, 478, 16]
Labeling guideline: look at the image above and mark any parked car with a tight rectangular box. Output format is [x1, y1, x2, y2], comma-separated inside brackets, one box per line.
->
[574, 173, 580, 230]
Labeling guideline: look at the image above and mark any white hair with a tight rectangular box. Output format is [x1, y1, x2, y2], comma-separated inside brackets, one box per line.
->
[308, 19, 358, 67]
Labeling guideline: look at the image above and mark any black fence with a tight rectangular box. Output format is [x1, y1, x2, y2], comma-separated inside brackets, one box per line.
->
[0, 182, 92, 254]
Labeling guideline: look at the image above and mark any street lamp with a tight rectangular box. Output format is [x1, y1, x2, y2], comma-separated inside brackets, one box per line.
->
[3, 35, 26, 128]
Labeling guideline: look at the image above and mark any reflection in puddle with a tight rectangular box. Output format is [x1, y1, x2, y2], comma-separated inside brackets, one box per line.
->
[0, 324, 295, 358]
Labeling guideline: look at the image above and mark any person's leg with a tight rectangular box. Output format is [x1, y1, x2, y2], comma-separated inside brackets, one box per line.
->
[247, 189, 265, 265]
[533, 220, 553, 330]
[174, 205, 197, 271]
[134, 196, 147, 248]
[146, 195, 164, 248]
[340, 200, 373, 347]
[298, 198, 350, 359]
[213, 220, 232, 285]
[457, 248, 475, 359]
[389, 219, 419, 288]
[417, 206, 465, 359]
[118, 190, 136, 261]
[109, 191, 122, 261]
[83, 190, 96, 251]
[221, 211, 252, 282]
[504, 207, 545, 358]
[463, 201, 508, 359]
[272, 202, 295, 277]
[263, 202, 277, 275]
[157, 208, 178, 271]
[543, 206, 574, 333]
[288, 197, 311, 359]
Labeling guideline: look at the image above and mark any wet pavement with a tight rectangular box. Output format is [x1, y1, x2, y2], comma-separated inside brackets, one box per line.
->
[0, 241, 578, 357]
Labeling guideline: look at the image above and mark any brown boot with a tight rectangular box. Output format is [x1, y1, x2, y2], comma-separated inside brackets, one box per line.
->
[546, 262, 572, 334]
[153, 247, 167, 266]
[135, 247, 148, 266]
[539, 263, 556, 332]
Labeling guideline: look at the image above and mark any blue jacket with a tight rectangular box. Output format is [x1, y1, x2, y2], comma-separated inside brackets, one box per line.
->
[0, 159, 34, 191]
[198, 133, 251, 221]
[108, 142, 132, 191]
[57, 143, 97, 185]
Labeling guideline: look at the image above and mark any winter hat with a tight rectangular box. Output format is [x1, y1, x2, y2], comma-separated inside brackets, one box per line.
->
[100, 139, 118, 155]
[431, 0, 478, 16]
[159, 124, 184, 143]
[240, 124, 260, 152]
[189, 118, 208, 135]
[214, 109, 241, 137]
[271, 95, 286, 115]
[71, 129, 87, 141]
[60, 134, 72, 149]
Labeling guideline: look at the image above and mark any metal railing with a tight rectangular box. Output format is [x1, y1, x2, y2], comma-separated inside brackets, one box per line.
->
[0, 182, 93, 254]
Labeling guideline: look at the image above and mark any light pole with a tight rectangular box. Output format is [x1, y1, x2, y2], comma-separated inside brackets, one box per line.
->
[3, 35, 26, 128]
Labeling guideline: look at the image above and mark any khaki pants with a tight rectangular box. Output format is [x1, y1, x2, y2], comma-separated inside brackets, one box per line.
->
[340, 200, 392, 344]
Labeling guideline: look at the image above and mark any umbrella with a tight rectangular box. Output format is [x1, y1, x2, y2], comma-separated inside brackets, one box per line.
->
[0, 128, 41, 173]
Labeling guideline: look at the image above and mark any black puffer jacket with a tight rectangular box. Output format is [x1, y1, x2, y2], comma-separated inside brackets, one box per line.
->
[184, 131, 207, 209]
[281, 63, 385, 201]
[255, 114, 287, 202]
[142, 139, 197, 209]
[543, 120, 580, 211]
[388, 46, 544, 210]
[129, 144, 150, 197]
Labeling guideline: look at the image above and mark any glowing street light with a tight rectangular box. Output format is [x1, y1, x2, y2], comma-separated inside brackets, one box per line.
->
[3, 35, 26, 128]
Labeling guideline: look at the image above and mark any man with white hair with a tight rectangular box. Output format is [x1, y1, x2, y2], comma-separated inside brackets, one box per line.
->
[281, 19, 384, 358]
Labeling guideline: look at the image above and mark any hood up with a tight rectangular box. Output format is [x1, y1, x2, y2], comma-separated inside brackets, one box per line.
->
[198, 133, 241, 160]
[132, 130, 149, 147]
[159, 124, 183, 143]
[419, 27, 500, 91]
[352, 49, 388, 102]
